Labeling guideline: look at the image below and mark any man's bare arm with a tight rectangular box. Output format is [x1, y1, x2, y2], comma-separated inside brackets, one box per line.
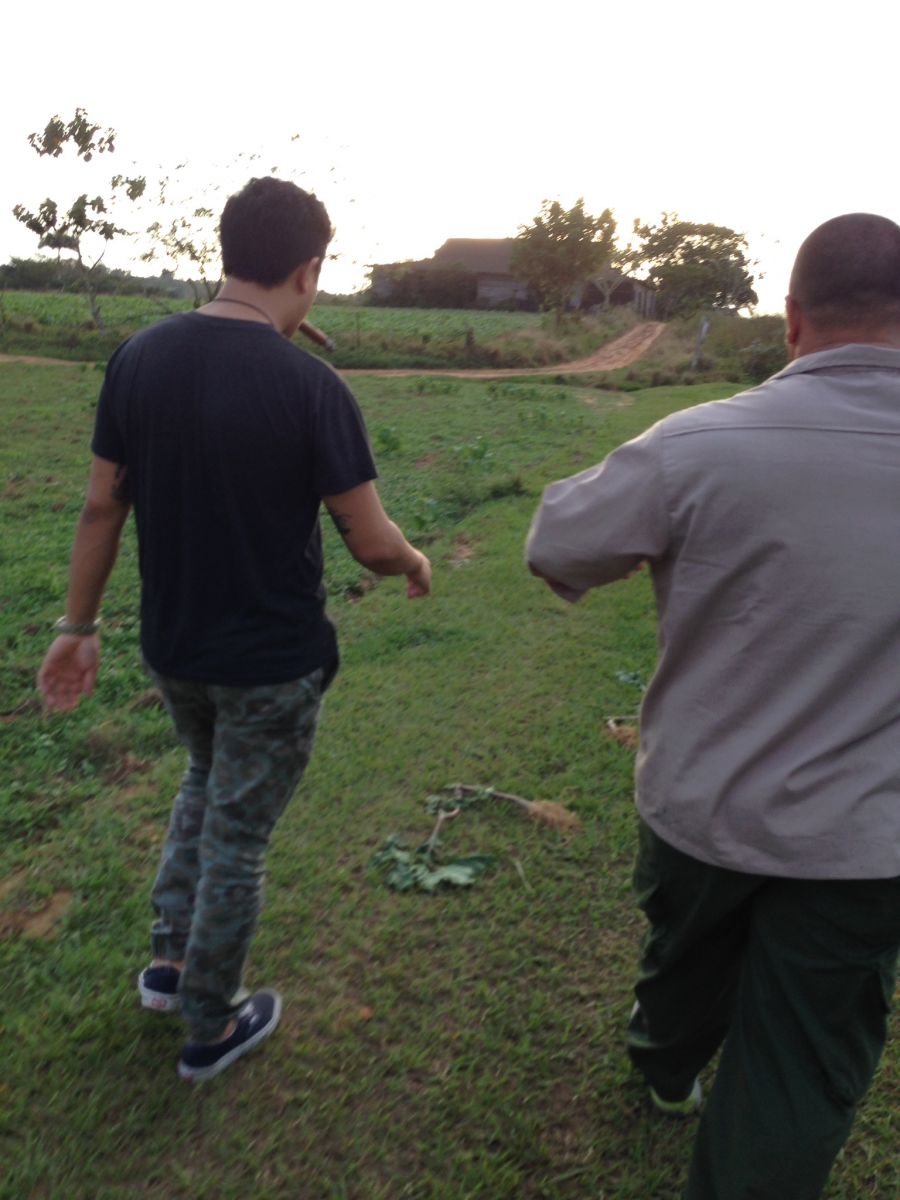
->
[37, 456, 132, 711]
[65, 456, 132, 621]
[322, 480, 431, 597]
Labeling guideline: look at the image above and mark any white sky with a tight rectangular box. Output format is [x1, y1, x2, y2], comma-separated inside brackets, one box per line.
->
[2, 0, 897, 314]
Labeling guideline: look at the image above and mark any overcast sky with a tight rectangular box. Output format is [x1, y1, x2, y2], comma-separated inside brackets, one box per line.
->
[2, 0, 897, 314]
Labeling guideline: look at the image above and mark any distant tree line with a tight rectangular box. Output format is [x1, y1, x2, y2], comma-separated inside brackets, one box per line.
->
[368, 266, 479, 310]
[0, 256, 188, 298]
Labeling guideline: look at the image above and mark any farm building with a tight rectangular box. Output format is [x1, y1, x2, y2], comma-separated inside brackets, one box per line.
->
[368, 238, 656, 315]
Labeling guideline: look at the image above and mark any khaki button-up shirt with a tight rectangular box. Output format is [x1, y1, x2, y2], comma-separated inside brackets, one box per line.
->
[526, 344, 900, 879]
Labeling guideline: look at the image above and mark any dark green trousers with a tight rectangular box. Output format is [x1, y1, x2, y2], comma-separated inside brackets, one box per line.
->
[627, 821, 900, 1200]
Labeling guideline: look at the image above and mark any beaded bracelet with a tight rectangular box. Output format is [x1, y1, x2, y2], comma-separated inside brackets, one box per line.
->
[53, 617, 101, 636]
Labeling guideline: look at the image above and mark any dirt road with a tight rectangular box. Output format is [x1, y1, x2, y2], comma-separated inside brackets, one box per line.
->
[0, 353, 88, 367]
[0, 321, 666, 377]
[340, 321, 666, 378]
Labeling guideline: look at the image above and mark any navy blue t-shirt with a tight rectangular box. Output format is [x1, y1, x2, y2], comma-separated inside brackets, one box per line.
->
[91, 312, 377, 685]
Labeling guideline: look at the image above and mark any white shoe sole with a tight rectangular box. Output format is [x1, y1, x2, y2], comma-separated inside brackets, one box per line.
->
[649, 1078, 703, 1117]
[138, 972, 181, 1013]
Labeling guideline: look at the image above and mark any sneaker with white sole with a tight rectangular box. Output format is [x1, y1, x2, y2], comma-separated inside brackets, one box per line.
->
[138, 964, 181, 1013]
[630, 1000, 702, 1117]
[649, 1077, 703, 1117]
[177, 989, 282, 1083]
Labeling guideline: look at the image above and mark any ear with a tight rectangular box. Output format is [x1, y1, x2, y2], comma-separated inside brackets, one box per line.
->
[295, 257, 322, 295]
[785, 295, 802, 349]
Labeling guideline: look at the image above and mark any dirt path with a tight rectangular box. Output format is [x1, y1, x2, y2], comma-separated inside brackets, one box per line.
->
[0, 322, 666, 377]
[341, 321, 666, 378]
[0, 353, 88, 367]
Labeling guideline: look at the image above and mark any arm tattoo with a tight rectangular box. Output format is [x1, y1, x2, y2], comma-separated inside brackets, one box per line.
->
[111, 465, 131, 506]
[326, 506, 352, 537]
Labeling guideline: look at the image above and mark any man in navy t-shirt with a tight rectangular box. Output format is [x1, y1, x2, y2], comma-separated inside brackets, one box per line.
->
[38, 177, 432, 1082]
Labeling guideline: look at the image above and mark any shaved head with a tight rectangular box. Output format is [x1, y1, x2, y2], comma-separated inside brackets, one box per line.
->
[789, 213, 900, 331]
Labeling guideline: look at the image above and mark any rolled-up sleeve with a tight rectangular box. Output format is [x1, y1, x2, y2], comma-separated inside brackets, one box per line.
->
[525, 423, 671, 600]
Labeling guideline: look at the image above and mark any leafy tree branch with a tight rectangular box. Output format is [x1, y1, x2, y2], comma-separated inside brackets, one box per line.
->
[13, 109, 146, 330]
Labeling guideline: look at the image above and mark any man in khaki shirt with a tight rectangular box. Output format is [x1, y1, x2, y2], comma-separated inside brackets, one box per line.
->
[527, 213, 900, 1199]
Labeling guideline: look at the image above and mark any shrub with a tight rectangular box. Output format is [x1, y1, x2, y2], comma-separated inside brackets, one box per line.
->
[374, 426, 402, 456]
[650, 369, 676, 388]
[741, 339, 788, 384]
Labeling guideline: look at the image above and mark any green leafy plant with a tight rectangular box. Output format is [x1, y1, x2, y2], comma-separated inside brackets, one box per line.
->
[411, 377, 461, 396]
[374, 425, 403, 455]
[403, 495, 440, 534]
[370, 836, 494, 892]
[371, 799, 494, 893]
[451, 437, 493, 467]
[614, 669, 646, 690]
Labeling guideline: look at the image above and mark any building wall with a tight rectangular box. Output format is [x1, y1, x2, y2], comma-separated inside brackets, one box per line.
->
[475, 274, 531, 305]
[370, 263, 655, 316]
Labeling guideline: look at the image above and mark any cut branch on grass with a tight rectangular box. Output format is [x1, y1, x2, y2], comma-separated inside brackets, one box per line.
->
[605, 716, 640, 751]
[371, 780, 581, 893]
[445, 783, 582, 835]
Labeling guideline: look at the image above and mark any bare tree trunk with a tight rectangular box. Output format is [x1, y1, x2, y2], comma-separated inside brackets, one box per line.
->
[86, 286, 106, 332]
[76, 246, 105, 331]
[691, 317, 711, 370]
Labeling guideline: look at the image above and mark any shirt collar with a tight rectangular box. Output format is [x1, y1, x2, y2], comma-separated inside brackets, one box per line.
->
[773, 343, 900, 380]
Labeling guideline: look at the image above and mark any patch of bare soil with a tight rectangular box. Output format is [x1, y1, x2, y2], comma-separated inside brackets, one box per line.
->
[104, 754, 151, 786]
[133, 818, 164, 846]
[0, 883, 75, 939]
[448, 533, 475, 567]
[81, 724, 151, 785]
[0, 869, 29, 903]
[347, 574, 381, 604]
[341, 322, 666, 379]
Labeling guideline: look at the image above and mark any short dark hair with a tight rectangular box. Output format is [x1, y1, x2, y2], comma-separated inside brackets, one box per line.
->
[790, 213, 900, 329]
[219, 177, 333, 287]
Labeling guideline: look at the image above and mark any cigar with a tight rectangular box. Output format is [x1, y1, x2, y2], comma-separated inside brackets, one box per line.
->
[299, 320, 336, 353]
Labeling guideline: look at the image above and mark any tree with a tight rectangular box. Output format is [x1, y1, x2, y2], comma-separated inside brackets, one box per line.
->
[510, 199, 616, 326]
[140, 145, 298, 306]
[589, 260, 632, 309]
[13, 110, 146, 329]
[628, 214, 757, 318]
[142, 195, 221, 306]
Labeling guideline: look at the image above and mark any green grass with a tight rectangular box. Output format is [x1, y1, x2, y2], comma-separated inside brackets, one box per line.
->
[0, 366, 896, 1199]
[0, 291, 637, 370]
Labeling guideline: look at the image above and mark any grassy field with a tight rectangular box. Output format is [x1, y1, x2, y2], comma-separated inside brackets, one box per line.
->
[1, 365, 896, 1199]
[0, 291, 638, 371]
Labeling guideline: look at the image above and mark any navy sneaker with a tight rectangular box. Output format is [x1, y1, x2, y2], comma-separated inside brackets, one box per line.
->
[138, 964, 181, 1013]
[177, 989, 282, 1083]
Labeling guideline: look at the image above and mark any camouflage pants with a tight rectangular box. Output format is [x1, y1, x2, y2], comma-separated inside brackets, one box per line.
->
[146, 665, 329, 1041]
